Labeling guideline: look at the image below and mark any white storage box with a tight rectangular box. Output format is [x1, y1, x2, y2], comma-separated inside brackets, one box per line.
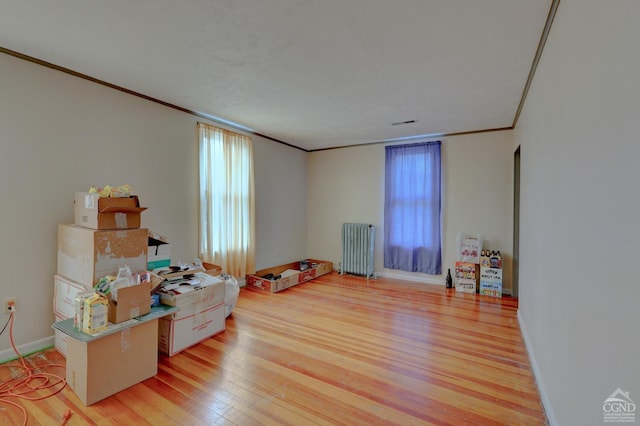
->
[53, 274, 91, 318]
[158, 273, 225, 320]
[158, 303, 226, 356]
[54, 313, 68, 356]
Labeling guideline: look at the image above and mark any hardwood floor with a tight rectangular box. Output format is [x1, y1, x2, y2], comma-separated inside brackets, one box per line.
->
[0, 272, 546, 425]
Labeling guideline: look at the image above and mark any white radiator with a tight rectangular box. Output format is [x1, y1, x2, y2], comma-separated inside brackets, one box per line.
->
[340, 223, 375, 278]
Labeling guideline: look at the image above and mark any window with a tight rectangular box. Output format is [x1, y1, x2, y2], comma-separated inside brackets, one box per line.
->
[198, 122, 255, 277]
[384, 141, 441, 274]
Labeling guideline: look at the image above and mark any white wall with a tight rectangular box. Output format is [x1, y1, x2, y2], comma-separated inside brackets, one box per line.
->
[0, 52, 307, 358]
[515, 1, 640, 425]
[307, 131, 514, 289]
[253, 138, 308, 270]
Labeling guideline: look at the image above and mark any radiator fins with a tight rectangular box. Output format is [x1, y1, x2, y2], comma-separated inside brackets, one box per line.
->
[340, 223, 375, 278]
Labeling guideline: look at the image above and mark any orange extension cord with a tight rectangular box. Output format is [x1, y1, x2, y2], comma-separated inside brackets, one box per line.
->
[0, 310, 69, 425]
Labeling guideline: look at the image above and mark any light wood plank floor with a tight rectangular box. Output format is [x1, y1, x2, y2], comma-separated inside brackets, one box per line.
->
[0, 272, 546, 425]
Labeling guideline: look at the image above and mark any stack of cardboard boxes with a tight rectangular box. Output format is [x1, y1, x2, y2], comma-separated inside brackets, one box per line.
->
[453, 234, 504, 297]
[53, 193, 150, 355]
[53, 192, 229, 405]
[53, 192, 157, 405]
[156, 267, 226, 356]
[454, 234, 482, 293]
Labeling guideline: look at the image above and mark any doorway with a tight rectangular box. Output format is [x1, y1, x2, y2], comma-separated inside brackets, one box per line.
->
[512, 146, 521, 298]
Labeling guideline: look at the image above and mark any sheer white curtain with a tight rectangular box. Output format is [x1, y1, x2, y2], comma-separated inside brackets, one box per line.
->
[198, 122, 255, 277]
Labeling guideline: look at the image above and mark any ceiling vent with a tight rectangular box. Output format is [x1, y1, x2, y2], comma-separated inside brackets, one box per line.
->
[391, 120, 417, 126]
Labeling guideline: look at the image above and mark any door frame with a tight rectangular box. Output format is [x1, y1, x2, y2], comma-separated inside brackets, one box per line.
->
[512, 146, 521, 298]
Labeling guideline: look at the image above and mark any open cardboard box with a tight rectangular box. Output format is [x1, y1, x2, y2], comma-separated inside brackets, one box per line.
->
[246, 259, 333, 293]
[154, 261, 222, 281]
[108, 281, 152, 324]
[74, 192, 147, 230]
[157, 273, 225, 317]
[202, 262, 222, 276]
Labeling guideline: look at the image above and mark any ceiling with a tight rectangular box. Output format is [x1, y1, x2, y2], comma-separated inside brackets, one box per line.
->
[0, 1, 554, 151]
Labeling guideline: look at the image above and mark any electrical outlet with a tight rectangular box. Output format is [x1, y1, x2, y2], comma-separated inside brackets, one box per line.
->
[4, 298, 16, 315]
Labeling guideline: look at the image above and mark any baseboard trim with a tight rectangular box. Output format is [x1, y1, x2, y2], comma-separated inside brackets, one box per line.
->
[374, 272, 514, 296]
[517, 309, 555, 426]
[0, 335, 54, 364]
[375, 272, 443, 286]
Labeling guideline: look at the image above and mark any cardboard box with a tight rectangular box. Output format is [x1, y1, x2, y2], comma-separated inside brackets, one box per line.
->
[456, 278, 476, 293]
[246, 259, 333, 293]
[147, 231, 171, 270]
[158, 303, 225, 356]
[108, 282, 152, 324]
[455, 261, 480, 293]
[480, 267, 503, 297]
[54, 313, 68, 356]
[57, 224, 148, 287]
[158, 273, 225, 320]
[480, 252, 491, 268]
[65, 319, 158, 405]
[455, 261, 477, 280]
[202, 262, 223, 277]
[153, 262, 222, 281]
[53, 274, 91, 318]
[456, 234, 482, 264]
[74, 192, 147, 230]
